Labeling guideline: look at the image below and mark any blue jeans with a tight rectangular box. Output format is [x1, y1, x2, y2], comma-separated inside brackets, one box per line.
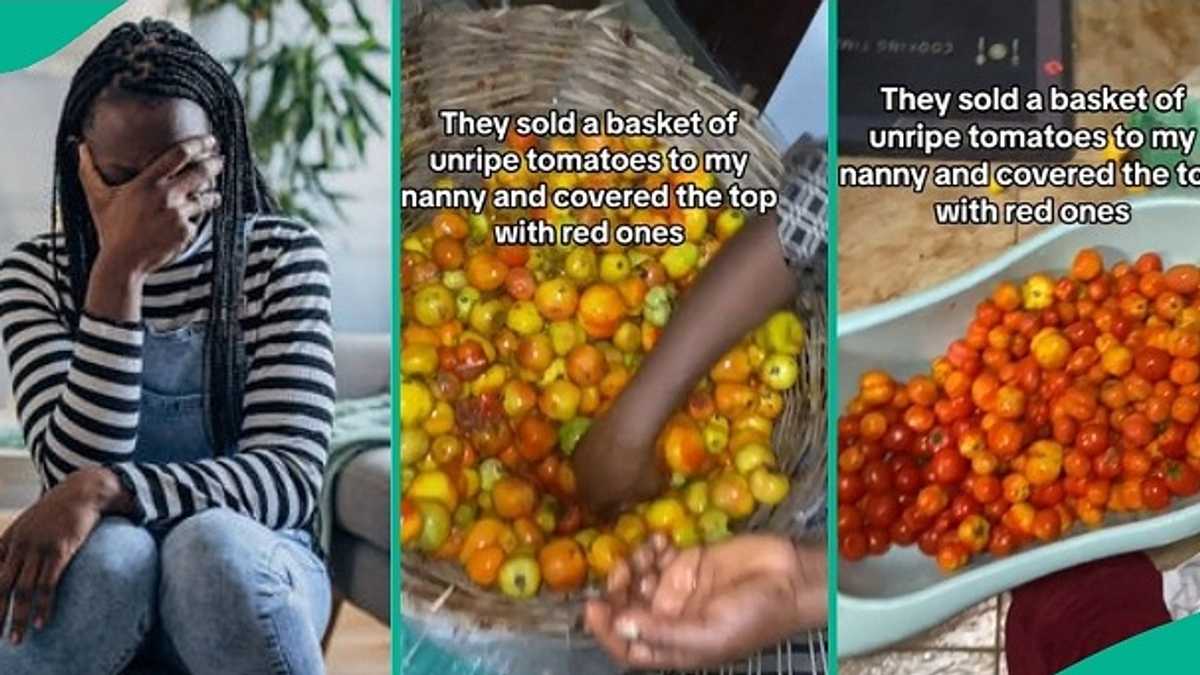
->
[0, 511, 331, 675]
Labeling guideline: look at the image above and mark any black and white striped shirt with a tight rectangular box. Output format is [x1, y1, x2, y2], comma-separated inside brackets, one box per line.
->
[0, 217, 334, 530]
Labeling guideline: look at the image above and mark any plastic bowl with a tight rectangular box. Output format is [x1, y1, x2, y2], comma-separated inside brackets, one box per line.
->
[837, 194, 1200, 656]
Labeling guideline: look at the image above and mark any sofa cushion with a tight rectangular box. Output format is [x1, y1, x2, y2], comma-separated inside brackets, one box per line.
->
[334, 447, 391, 552]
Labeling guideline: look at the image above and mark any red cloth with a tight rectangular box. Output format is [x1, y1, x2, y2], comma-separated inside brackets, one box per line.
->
[1005, 552, 1171, 675]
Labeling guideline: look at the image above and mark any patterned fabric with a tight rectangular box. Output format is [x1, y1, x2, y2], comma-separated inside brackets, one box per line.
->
[775, 136, 828, 296]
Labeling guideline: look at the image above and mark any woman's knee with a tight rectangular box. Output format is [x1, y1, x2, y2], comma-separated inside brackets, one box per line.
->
[157, 509, 330, 674]
[158, 509, 328, 624]
[56, 517, 158, 626]
[0, 518, 157, 674]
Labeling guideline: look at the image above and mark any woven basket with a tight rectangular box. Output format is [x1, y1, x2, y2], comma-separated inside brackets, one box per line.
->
[401, 4, 827, 672]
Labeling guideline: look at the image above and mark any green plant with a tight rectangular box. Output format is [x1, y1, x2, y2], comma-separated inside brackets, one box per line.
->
[187, 0, 390, 224]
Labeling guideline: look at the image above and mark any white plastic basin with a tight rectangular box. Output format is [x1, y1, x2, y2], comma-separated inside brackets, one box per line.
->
[837, 194, 1200, 656]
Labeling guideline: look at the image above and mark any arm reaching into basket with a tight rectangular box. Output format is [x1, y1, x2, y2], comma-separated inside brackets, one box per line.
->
[572, 138, 828, 517]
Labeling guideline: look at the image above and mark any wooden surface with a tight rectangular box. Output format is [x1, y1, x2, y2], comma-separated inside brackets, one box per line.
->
[0, 512, 390, 675]
[838, 0, 1200, 313]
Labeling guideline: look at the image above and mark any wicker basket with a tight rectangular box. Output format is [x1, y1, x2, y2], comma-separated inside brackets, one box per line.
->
[401, 4, 827, 673]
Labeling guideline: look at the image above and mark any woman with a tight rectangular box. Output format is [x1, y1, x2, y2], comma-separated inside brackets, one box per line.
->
[0, 19, 335, 675]
[577, 138, 829, 670]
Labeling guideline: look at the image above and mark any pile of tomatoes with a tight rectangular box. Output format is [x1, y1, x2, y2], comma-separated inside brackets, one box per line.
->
[401, 130, 801, 598]
[839, 249, 1200, 573]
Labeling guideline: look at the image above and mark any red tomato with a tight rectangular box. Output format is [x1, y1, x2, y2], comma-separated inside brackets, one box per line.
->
[930, 447, 968, 485]
[1142, 476, 1171, 511]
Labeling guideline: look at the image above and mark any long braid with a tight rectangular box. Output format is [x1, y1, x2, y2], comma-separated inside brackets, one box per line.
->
[52, 19, 275, 453]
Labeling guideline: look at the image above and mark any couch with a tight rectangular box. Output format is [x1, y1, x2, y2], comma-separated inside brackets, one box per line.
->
[327, 333, 392, 628]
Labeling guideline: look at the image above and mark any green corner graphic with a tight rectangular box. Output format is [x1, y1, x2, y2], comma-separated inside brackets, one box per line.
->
[0, 1, 124, 74]
[1063, 612, 1200, 674]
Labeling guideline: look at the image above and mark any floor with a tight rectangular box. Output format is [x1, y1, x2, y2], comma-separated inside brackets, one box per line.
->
[0, 511, 390, 674]
[839, 595, 1011, 675]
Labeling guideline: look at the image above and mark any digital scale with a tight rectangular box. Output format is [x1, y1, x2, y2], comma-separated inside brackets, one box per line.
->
[839, 0, 1073, 160]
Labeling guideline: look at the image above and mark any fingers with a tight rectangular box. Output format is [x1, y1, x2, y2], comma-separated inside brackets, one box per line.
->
[651, 546, 702, 618]
[32, 552, 70, 632]
[141, 135, 218, 185]
[6, 557, 38, 644]
[168, 154, 225, 197]
[176, 190, 223, 220]
[612, 607, 717, 670]
[76, 143, 109, 206]
[0, 554, 15, 637]
[584, 600, 632, 666]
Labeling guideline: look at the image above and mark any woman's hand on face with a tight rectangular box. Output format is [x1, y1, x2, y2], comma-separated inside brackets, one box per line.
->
[584, 533, 828, 671]
[78, 134, 224, 279]
[571, 390, 666, 520]
[0, 468, 126, 644]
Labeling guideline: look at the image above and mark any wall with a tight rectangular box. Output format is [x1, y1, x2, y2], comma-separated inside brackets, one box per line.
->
[763, 0, 829, 146]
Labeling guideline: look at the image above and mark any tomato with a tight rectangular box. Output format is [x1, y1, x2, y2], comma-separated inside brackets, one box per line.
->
[924, 449, 964, 490]
[1024, 441, 1064, 486]
[1163, 460, 1200, 497]
[1120, 412, 1155, 448]
[576, 284, 625, 338]
[493, 477, 537, 519]
[466, 253, 509, 291]
[538, 538, 587, 592]
[862, 460, 894, 494]
[1134, 346, 1172, 381]
[1075, 423, 1110, 456]
[1142, 476, 1171, 511]
[859, 370, 897, 407]
[894, 465, 923, 494]
[1071, 249, 1104, 281]
[988, 421, 1024, 459]
[1031, 509, 1060, 541]
[936, 541, 970, 572]
[431, 210, 469, 239]
[863, 493, 900, 528]
[840, 531, 868, 562]
[533, 278, 579, 322]
[915, 484, 950, 517]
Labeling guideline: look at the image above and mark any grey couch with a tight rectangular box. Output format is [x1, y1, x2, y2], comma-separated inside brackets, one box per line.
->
[327, 333, 391, 627]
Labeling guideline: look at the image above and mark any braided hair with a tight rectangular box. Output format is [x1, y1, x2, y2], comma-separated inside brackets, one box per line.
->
[52, 18, 277, 453]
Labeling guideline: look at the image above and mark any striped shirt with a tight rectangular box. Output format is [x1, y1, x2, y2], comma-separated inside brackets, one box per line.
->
[0, 217, 334, 530]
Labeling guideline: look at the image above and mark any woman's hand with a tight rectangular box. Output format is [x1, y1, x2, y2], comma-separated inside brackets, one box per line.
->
[79, 134, 223, 279]
[584, 533, 827, 670]
[0, 467, 129, 644]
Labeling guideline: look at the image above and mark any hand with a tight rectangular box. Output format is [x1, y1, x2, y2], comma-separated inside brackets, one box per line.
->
[584, 533, 827, 670]
[0, 468, 128, 644]
[78, 134, 224, 279]
[571, 387, 666, 519]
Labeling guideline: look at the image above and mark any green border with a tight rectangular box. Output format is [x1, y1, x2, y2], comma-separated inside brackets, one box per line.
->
[391, 0, 403, 670]
[0, 1, 123, 74]
[825, 0, 839, 669]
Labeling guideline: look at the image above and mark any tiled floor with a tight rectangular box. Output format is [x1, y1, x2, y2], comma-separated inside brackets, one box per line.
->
[839, 594, 1010, 675]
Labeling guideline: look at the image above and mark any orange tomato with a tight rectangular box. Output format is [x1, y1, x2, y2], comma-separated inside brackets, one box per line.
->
[466, 545, 507, 587]
[466, 253, 508, 291]
[533, 279, 579, 321]
[566, 344, 608, 386]
[431, 211, 469, 239]
[577, 284, 625, 338]
[516, 415, 557, 462]
[710, 348, 752, 383]
[714, 382, 756, 419]
[493, 477, 537, 519]
[660, 415, 707, 476]
[538, 538, 588, 592]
